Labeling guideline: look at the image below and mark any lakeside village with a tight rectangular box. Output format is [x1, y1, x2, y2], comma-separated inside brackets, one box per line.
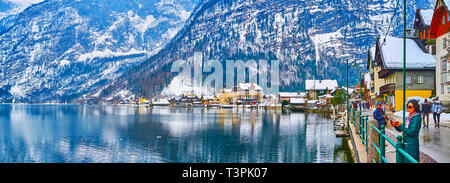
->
[100, 80, 346, 112]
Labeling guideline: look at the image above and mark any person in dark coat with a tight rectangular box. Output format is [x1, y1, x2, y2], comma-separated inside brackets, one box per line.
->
[392, 99, 422, 162]
[421, 99, 431, 128]
[373, 101, 386, 129]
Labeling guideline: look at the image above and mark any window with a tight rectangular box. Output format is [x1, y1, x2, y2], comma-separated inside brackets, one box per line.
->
[443, 16, 446, 25]
[406, 76, 412, 84]
[448, 86, 450, 93]
[442, 84, 445, 94]
[443, 59, 447, 72]
[418, 76, 424, 83]
[442, 73, 447, 83]
[444, 38, 448, 49]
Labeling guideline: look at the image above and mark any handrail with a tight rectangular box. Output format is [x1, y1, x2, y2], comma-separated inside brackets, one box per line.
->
[370, 125, 419, 163]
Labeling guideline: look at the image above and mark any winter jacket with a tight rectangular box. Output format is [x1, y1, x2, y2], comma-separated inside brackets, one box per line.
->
[394, 113, 421, 162]
[373, 108, 386, 129]
[421, 102, 431, 114]
[432, 101, 442, 114]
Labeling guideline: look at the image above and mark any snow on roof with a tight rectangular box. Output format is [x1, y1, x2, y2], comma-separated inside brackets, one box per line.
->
[238, 82, 262, 90]
[203, 96, 215, 100]
[445, 0, 450, 10]
[318, 94, 333, 98]
[305, 80, 338, 91]
[307, 100, 319, 104]
[342, 87, 355, 94]
[380, 36, 435, 69]
[290, 98, 305, 104]
[153, 99, 170, 104]
[369, 47, 376, 62]
[419, 9, 434, 26]
[223, 89, 232, 93]
[364, 73, 371, 90]
[279, 92, 306, 98]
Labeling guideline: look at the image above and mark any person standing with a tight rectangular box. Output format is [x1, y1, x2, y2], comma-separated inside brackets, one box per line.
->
[373, 101, 387, 129]
[391, 99, 422, 162]
[432, 97, 442, 128]
[421, 99, 431, 129]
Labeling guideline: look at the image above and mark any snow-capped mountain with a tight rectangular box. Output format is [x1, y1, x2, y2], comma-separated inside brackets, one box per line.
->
[0, 0, 200, 102]
[97, 0, 436, 99]
[0, 0, 45, 33]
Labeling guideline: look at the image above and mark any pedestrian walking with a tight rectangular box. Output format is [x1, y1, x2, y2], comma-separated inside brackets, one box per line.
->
[432, 97, 442, 128]
[421, 99, 431, 128]
[391, 99, 421, 162]
[373, 101, 387, 129]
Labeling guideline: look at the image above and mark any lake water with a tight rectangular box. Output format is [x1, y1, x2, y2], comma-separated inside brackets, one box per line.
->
[0, 104, 352, 163]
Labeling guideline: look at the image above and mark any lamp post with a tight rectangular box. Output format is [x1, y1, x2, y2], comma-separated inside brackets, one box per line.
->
[346, 59, 358, 132]
[402, 0, 406, 141]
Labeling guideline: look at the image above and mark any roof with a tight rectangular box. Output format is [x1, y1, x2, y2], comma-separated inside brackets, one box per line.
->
[379, 36, 435, 69]
[318, 94, 333, 98]
[305, 80, 338, 91]
[290, 98, 305, 104]
[238, 83, 262, 91]
[279, 92, 306, 98]
[419, 9, 434, 26]
[445, 0, 450, 10]
[202, 96, 215, 100]
[369, 47, 376, 62]
[364, 73, 371, 90]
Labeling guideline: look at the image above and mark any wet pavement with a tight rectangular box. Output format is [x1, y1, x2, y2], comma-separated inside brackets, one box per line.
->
[417, 124, 450, 163]
[370, 109, 450, 163]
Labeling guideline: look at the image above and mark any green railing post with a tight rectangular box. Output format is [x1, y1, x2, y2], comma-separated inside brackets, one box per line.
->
[353, 109, 356, 125]
[396, 135, 405, 163]
[380, 125, 386, 163]
[365, 116, 368, 151]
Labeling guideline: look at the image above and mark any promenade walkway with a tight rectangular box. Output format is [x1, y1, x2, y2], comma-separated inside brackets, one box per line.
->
[387, 112, 450, 163]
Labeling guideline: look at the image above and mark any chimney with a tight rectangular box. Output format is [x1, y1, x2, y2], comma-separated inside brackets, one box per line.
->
[406, 28, 412, 37]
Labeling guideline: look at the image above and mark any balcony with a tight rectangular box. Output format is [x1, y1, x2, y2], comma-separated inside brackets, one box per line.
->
[380, 83, 396, 94]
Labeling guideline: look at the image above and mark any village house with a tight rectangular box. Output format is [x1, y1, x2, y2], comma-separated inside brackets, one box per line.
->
[278, 92, 306, 103]
[218, 83, 263, 105]
[305, 80, 338, 100]
[429, 0, 450, 107]
[367, 46, 386, 105]
[414, 8, 436, 54]
[375, 36, 435, 111]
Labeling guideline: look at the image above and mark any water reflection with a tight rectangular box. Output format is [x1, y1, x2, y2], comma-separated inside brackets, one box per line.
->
[0, 104, 352, 163]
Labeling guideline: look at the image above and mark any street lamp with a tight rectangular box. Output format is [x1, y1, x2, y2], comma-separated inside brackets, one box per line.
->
[346, 59, 359, 132]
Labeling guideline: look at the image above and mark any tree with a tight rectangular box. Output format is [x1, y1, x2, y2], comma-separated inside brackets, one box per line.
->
[331, 90, 345, 106]
[282, 100, 289, 107]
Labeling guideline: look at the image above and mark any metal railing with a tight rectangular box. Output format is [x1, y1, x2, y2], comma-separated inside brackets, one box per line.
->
[349, 108, 418, 163]
[371, 125, 419, 163]
[351, 109, 368, 151]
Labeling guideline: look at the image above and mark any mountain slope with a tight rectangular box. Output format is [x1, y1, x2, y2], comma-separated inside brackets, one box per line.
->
[0, 0, 200, 103]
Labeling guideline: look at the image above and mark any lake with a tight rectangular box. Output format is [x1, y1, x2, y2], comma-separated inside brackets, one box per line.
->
[0, 104, 352, 163]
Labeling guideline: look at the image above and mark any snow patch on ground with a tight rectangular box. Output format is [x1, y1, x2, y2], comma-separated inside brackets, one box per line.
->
[77, 48, 147, 62]
[161, 75, 212, 96]
[309, 30, 343, 63]
[394, 111, 450, 122]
